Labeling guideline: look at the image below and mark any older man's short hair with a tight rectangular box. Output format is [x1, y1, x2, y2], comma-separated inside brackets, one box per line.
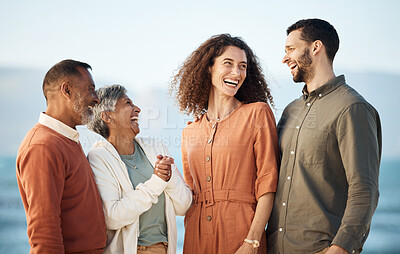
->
[42, 59, 92, 100]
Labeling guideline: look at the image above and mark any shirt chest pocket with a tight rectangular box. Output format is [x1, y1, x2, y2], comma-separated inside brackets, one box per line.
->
[297, 128, 328, 165]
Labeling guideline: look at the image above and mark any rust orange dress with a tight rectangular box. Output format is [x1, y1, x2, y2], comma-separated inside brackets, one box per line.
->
[181, 102, 279, 254]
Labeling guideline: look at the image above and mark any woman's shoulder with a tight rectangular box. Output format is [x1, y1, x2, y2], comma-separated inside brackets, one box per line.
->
[88, 140, 118, 160]
[241, 102, 273, 115]
[136, 136, 164, 148]
[135, 136, 167, 157]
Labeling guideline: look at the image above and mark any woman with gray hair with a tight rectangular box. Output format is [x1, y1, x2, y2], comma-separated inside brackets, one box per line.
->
[87, 84, 192, 254]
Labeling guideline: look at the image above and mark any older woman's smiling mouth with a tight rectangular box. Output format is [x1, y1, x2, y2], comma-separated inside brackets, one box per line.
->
[130, 116, 139, 124]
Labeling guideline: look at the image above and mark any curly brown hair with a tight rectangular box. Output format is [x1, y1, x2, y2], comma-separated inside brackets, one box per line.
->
[170, 34, 274, 116]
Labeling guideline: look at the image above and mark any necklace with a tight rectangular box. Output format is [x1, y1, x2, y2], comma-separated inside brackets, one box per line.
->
[207, 101, 240, 122]
[123, 153, 137, 169]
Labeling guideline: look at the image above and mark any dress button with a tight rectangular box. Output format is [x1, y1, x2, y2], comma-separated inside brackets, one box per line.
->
[290, 151, 294, 155]
[287, 176, 291, 180]
[206, 216, 212, 221]
[319, 94, 322, 97]
[206, 176, 211, 182]
[206, 156, 210, 162]
[307, 103, 311, 107]
[208, 138, 212, 144]
[279, 228, 283, 232]
[282, 202, 286, 207]
[296, 125, 300, 129]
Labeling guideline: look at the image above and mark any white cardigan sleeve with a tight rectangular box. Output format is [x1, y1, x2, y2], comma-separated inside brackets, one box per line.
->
[160, 143, 193, 216]
[88, 147, 168, 230]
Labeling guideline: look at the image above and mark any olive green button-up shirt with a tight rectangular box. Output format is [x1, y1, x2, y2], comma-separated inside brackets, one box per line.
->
[267, 75, 382, 254]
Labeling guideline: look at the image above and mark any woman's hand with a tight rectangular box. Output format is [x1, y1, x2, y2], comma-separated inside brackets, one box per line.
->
[154, 155, 174, 182]
[234, 242, 258, 254]
[235, 193, 274, 254]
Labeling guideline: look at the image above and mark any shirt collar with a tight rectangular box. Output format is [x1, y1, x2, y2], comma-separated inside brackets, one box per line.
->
[39, 112, 80, 143]
[302, 75, 346, 100]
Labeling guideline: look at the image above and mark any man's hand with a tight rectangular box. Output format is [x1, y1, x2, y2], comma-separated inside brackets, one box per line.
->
[326, 245, 350, 254]
[186, 115, 201, 125]
[154, 155, 174, 182]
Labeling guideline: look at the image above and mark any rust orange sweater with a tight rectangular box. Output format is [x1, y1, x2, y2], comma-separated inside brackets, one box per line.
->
[16, 123, 106, 253]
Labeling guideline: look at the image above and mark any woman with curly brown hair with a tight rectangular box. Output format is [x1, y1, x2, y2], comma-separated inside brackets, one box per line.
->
[170, 34, 280, 254]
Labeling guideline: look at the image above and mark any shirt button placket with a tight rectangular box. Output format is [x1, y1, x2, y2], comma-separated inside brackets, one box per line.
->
[280, 105, 308, 251]
[204, 122, 217, 233]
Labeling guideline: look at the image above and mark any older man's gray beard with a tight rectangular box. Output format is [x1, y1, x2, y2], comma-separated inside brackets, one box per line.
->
[73, 91, 93, 125]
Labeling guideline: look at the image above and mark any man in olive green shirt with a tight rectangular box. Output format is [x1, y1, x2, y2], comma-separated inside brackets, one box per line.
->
[267, 19, 381, 254]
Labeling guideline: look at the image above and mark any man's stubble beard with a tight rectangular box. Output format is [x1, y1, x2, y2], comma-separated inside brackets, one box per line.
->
[293, 48, 314, 83]
[73, 91, 93, 125]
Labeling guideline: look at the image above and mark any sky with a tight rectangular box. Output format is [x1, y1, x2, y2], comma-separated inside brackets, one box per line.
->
[0, 0, 399, 87]
[0, 0, 399, 158]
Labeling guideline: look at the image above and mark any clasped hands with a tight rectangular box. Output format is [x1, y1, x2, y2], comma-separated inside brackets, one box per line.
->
[154, 154, 174, 182]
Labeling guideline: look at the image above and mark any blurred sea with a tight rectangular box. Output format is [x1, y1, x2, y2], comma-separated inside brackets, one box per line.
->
[1, 156, 399, 253]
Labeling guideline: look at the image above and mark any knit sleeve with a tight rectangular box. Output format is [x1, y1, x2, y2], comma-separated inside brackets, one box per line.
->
[88, 146, 168, 230]
[17, 144, 65, 253]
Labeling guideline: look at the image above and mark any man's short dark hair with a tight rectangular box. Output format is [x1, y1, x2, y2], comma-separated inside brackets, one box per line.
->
[287, 18, 339, 63]
[42, 59, 92, 100]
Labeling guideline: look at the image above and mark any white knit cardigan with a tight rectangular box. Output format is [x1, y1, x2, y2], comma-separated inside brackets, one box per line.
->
[87, 136, 192, 254]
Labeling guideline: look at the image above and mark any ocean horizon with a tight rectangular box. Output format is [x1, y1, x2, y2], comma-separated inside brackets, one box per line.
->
[1, 156, 399, 253]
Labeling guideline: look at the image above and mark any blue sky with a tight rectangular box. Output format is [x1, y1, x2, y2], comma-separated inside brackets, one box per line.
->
[1, 1, 399, 158]
[0, 0, 399, 88]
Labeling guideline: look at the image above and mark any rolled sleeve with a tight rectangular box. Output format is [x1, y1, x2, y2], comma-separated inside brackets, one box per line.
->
[255, 171, 278, 200]
[253, 105, 280, 200]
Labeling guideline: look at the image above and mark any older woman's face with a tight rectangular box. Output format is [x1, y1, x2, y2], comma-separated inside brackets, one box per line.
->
[110, 93, 141, 137]
[210, 46, 247, 98]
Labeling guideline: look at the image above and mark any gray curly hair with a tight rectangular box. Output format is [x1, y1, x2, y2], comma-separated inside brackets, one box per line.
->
[87, 84, 127, 138]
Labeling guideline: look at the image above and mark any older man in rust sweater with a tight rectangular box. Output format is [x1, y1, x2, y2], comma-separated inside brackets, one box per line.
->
[16, 59, 107, 253]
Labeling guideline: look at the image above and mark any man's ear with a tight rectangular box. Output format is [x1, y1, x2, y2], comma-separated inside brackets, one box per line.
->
[60, 82, 72, 100]
[312, 40, 323, 55]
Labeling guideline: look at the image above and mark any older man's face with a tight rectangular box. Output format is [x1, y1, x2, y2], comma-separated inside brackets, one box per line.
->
[71, 67, 99, 125]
